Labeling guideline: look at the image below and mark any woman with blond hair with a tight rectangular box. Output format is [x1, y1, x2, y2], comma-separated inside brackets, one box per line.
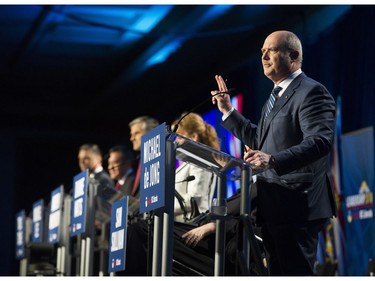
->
[172, 112, 220, 222]
[122, 113, 222, 276]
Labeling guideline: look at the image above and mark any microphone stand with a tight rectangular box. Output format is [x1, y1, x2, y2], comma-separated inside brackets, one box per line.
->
[146, 211, 153, 276]
[174, 190, 188, 222]
[174, 176, 195, 222]
[146, 176, 195, 274]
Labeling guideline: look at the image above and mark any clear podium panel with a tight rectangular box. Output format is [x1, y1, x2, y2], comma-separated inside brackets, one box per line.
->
[170, 131, 253, 276]
[173, 132, 248, 174]
[148, 129, 252, 276]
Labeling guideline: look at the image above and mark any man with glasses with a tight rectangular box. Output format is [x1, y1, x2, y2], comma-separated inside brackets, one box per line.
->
[107, 145, 135, 196]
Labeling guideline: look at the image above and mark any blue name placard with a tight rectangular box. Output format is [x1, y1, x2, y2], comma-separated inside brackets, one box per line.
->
[108, 197, 128, 273]
[32, 199, 44, 243]
[140, 123, 165, 213]
[70, 170, 88, 236]
[48, 186, 63, 243]
[15, 210, 25, 259]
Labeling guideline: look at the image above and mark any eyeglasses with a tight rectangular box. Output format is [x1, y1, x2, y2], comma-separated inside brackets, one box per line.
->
[107, 163, 124, 171]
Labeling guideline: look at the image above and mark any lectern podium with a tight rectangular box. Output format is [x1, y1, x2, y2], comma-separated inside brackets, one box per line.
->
[174, 131, 253, 276]
[70, 170, 112, 276]
[140, 125, 253, 276]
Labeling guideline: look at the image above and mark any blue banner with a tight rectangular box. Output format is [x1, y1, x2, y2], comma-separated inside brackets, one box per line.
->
[48, 185, 64, 243]
[140, 123, 165, 213]
[341, 126, 375, 275]
[32, 199, 44, 243]
[108, 197, 128, 272]
[70, 170, 88, 236]
[15, 210, 25, 259]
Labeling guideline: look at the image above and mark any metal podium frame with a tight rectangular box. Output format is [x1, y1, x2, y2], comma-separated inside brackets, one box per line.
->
[68, 176, 112, 276]
[56, 193, 72, 276]
[152, 129, 252, 276]
[76, 178, 112, 276]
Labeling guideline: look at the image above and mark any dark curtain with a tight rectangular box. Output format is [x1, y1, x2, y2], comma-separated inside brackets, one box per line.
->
[235, 6, 375, 136]
[303, 6, 375, 134]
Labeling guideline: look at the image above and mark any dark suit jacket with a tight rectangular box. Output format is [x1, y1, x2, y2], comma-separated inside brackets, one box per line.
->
[222, 73, 337, 224]
[118, 172, 136, 196]
[93, 170, 117, 202]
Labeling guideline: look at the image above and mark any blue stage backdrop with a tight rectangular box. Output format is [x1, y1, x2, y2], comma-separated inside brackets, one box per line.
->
[341, 126, 375, 275]
[203, 94, 243, 198]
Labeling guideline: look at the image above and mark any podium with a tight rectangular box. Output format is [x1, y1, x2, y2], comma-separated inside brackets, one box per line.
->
[174, 131, 253, 276]
[141, 125, 253, 276]
[69, 171, 112, 276]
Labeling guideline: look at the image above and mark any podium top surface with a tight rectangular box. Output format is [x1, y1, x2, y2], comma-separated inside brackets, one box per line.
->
[171, 131, 250, 175]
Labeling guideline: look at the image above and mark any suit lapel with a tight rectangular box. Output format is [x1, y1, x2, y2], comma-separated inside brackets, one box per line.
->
[259, 73, 305, 149]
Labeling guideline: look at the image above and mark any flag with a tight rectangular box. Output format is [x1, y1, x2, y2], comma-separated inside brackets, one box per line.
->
[316, 96, 346, 275]
[330, 96, 346, 275]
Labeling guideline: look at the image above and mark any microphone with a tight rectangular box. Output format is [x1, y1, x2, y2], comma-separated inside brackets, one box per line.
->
[175, 175, 196, 221]
[175, 175, 195, 184]
[218, 88, 238, 95]
[172, 88, 238, 133]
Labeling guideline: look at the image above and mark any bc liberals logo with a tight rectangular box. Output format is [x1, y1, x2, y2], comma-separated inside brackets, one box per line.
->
[145, 195, 159, 207]
[346, 180, 373, 223]
[111, 259, 122, 268]
[72, 223, 82, 232]
[50, 233, 57, 241]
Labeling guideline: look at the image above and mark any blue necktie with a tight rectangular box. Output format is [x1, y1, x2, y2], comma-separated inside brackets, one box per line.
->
[264, 86, 282, 121]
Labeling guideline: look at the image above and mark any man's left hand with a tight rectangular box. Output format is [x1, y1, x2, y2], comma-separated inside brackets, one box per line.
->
[244, 146, 272, 170]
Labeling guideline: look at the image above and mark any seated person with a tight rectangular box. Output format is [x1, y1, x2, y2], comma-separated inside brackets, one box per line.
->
[172, 112, 220, 222]
[107, 145, 135, 197]
[128, 116, 160, 222]
[124, 186, 260, 276]
[107, 144, 144, 225]
[77, 143, 116, 201]
[173, 194, 240, 276]
[173, 184, 261, 276]
[118, 112, 220, 275]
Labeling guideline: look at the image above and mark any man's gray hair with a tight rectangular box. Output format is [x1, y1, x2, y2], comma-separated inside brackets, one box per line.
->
[79, 143, 102, 156]
[128, 116, 159, 132]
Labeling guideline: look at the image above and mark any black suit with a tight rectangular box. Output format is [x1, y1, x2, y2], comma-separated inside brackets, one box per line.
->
[222, 72, 336, 275]
[117, 172, 136, 196]
[92, 170, 117, 202]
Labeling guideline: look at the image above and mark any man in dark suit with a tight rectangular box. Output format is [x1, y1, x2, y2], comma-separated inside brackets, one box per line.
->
[107, 145, 135, 196]
[77, 143, 117, 275]
[128, 116, 159, 199]
[211, 30, 337, 275]
[78, 143, 116, 201]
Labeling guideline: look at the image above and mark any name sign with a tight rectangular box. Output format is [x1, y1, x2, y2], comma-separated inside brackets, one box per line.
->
[32, 199, 44, 243]
[140, 123, 165, 213]
[15, 210, 26, 259]
[48, 186, 63, 243]
[108, 197, 128, 272]
[70, 170, 88, 236]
